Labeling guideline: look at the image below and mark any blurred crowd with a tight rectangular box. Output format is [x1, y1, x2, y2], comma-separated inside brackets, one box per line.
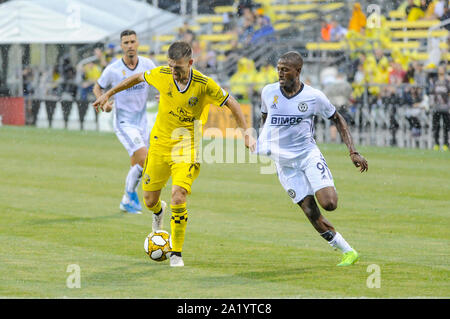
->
[19, 0, 449, 149]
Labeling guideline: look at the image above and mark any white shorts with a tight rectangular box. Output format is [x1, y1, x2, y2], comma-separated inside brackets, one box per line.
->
[276, 147, 335, 203]
[114, 124, 150, 157]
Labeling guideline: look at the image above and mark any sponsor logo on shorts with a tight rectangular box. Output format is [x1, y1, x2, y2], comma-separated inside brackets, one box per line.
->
[287, 189, 296, 198]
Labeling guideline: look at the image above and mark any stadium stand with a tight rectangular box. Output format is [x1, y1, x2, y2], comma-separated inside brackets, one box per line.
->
[3, 0, 448, 149]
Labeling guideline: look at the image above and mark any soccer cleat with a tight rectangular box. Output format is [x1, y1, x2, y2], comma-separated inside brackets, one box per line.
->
[443, 145, 449, 152]
[433, 144, 440, 151]
[120, 201, 142, 214]
[169, 252, 184, 267]
[337, 250, 359, 266]
[152, 200, 167, 232]
[128, 191, 142, 211]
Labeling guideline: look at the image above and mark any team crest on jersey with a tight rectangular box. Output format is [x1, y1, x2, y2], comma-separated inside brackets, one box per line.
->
[188, 96, 198, 107]
[298, 102, 308, 112]
[271, 95, 279, 109]
[122, 70, 126, 77]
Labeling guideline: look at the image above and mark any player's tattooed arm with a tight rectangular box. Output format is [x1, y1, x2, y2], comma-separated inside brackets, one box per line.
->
[330, 111, 368, 173]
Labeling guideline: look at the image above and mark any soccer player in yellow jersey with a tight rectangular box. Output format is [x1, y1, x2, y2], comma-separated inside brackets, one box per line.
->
[94, 41, 256, 267]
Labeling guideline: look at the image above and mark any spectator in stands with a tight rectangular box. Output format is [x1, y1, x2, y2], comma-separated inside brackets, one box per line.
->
[438, 1, 450, 30]
[406, 0, 425, 21]
[177, 20, 196, 46]
[223, 12, 238, 33]
[429, 65, 450, 150]
[22, 65, 34, 125]
[104, 44, 117, 65]
[404, 62, 416, 84]
[408, 61, 427, 87]
[321, 20, 332, 41]
[253, 62, 278, 93]
[238, 6, 256, 45]
[94, 47, 108, 70]
[194, 41, 217, 72]
[389, 61, 407, 85]
[80, 61, 102, 101]
[404, 85, 430, 137]
[330, 20, 348, 42]
[250, 10, 275, 45]
[348, 2, 366, 33]
[229, 57, 257, 100]
[60, 58, 77, 100]
[433, 0, 446, 19]
[423, 0, 439, 19]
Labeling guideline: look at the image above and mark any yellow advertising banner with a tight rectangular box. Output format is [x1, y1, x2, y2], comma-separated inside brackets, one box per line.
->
[203, 103, 252, 138]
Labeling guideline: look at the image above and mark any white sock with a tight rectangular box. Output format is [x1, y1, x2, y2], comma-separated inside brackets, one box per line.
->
[328, 232, 353, 253]
[125, 164, 143, 195]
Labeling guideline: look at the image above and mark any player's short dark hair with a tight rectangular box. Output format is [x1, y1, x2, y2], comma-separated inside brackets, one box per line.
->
[120, 30, 137, 39]
[167, 41, 192, 60]
[279, 51, 303, 69]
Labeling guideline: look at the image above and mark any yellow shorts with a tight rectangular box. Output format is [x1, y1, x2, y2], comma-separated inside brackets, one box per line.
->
[142, 144, 200, 194]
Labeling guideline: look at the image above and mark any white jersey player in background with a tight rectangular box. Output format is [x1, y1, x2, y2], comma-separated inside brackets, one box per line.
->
[93, 30, 157, 214]
[256, 51, 368, 266]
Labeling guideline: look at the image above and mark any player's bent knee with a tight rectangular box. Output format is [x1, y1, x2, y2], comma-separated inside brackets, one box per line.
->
[315, 187, 338, 211]
[143, 192, 159, 209]
[171, 186, 187, 206]
[319, 197, 338, 211]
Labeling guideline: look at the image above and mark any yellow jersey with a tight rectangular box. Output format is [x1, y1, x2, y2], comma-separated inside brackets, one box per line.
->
[143, 66, 229, 150]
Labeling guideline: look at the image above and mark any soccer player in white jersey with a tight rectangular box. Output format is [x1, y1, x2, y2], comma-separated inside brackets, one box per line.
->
[93, 30, 157, 214]
[256, 51, 368, 266]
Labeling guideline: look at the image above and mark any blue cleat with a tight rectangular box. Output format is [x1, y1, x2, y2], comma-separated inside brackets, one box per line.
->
[120, 200, 142, 214]
[128, 191, 142, 211]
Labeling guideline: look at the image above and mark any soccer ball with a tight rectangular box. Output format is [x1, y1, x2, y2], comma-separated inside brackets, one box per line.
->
[144, 230, 171, 262]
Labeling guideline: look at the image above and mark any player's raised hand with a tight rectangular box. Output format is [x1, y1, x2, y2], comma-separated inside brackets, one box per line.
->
[350, 152, 368, 173]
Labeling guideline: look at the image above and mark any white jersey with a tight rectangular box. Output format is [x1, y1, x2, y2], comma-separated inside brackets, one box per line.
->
[97, 56, 156, 126]
[256, 82, 336, 164]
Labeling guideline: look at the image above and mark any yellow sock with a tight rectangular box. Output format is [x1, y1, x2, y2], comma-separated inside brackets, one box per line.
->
[144, 198, 162, 214]
[170, 203, 188, 253]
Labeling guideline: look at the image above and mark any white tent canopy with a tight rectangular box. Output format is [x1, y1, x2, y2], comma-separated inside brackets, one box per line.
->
[0, 0, 183, 44]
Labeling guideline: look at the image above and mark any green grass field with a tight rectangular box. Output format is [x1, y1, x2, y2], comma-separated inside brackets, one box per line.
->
[0, 126, 448, 298]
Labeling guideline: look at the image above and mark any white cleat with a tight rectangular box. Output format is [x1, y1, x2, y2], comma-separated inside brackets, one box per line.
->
[152, 200, 167, 232]
[169, 253, 184, 267]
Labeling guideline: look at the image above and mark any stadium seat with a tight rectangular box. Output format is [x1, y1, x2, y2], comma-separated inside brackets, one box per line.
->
[213, 6, 235, 14]
[295, 12, 319, 22]
[198, 34, 236, 42]
[391, 29, 449, 39]
[387, 41, 420, 50]
[138, 45, 150, 53]
[306, 41, 346, 50]
[385, 19, 440, 29]
[196, 15, 223, 24]
[212, 24, 224, 33]
[271, 3, 318, 12]
[152, 34, 176, 42]
[389, 10, 406, 19]
[211, 43, 233, 52]
[274, 22, 292, 31]
[319, 2, 345, 13]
